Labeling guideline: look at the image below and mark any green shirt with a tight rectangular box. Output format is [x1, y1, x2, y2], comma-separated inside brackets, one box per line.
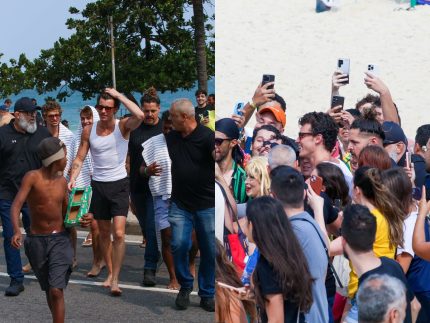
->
[230, 161, 248, 204]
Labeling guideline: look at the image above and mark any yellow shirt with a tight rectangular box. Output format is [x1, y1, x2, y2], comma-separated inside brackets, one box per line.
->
[347, 208, 396, 298]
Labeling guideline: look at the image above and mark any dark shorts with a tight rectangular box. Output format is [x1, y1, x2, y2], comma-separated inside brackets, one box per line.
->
[24, 231, 73, 291]
[89, 177, 130, 220]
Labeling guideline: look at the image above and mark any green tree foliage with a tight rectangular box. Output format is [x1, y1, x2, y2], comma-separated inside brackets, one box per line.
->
[0, 0, 214, 101]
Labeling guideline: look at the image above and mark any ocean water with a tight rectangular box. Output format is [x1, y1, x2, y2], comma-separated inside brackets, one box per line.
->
[7, 79, 214, 132]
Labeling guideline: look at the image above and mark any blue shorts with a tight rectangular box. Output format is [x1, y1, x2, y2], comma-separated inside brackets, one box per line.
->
[154, 196, 170, 231]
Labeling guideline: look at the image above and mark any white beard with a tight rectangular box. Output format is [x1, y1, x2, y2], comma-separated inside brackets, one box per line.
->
[18, 117, 37, 134]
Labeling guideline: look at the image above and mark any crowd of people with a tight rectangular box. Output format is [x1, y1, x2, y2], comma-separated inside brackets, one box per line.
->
[215, 69, 430, 323]
[0, 89, 216, 322]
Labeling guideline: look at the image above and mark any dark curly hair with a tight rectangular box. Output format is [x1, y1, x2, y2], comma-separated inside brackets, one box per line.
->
[355, 93, 381, 110]
[298, 112, 338, 152]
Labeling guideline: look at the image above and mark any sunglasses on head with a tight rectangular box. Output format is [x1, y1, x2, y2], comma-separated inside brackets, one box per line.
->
[95, 104, 115, 111]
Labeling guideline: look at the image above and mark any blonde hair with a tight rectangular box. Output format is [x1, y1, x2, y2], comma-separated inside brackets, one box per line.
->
[245, 156, 270, 197]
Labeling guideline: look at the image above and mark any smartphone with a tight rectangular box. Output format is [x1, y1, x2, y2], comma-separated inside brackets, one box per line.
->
[337, 58, 350, 84]
[202, 110, 209, 118]
[262, 74, 275, 89]
[233, 102, 245, 116]
[216, 281, 244, 293]
[367, 64, 380, 77]
[310, 175, 323, 195]
[405, 151, 411, 169]
[331, 96, 345, 109]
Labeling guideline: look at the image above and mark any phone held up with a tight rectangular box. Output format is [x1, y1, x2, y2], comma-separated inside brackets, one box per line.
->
[367, 64, 380, 77]
[233, 102, 245, 116]
[331, 96, 345, 109]
[262, 74, 275, 89]
[337, 58, 350, 85]
[310, 175, 323, 196]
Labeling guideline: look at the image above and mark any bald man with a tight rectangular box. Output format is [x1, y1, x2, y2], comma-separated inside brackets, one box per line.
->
[166, 99, 215, 312]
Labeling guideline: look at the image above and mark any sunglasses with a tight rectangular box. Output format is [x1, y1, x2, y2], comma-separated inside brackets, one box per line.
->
[47, 113, 61, 119]
[95, 104, 115, 111]
[215, 138, 231, 146]
[298, 132, 314, 140]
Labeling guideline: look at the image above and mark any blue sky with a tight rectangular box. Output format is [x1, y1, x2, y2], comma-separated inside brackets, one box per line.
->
[0, 1, 214, 62]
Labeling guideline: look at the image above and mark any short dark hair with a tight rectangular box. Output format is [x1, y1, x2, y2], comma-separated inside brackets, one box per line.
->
[273, 93, 286, 111]
[298, 112, 338, 152]
[140, 86, 160, 106]
[195, 89, 207, 97]
[80, 105, 93, 118]
[350, 110, 385, 140]
[4, 99, 12, 104]
[208, 93, 215, 99]
[415, 124, 430, 147]
[97, 91, 120, 109]
[252, 124, 280, 144]
[355, 94, 381, 109]
[341, 204, 376, 252]
[161, 110, 170, 122]
[270, 166, 305, 209]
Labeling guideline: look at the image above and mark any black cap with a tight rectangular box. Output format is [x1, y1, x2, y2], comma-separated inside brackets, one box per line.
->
[215, 118, 240, 139]
[37, 137, 65, 167]
[382, 121, 407, 146]
[14, 97, 37, 113]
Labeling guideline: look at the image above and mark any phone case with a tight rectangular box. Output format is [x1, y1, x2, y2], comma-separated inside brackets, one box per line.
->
[338, 59, 350, 84]
[262, 74, 275, 89]
[64, 186, 92, 228]
[331, 96, 345, 108]
[233, 102, 245, 116]
[367, 64, 379, 77]
[310, 175, 323, 195]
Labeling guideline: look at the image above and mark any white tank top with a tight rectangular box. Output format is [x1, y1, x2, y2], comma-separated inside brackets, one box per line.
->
[90, 119, 128, 182]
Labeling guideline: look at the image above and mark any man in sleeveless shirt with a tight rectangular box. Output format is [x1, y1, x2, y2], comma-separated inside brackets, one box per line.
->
[68, 88, 144, 296]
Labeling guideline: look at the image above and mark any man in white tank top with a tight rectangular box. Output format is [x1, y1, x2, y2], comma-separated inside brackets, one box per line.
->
[68, 88, 144, 296]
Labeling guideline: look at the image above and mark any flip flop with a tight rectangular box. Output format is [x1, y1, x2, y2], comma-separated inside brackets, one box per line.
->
[81, 238, 92, 247]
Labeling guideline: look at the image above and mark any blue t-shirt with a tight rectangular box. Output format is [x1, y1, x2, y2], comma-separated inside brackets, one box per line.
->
[407, 219, 430, 293]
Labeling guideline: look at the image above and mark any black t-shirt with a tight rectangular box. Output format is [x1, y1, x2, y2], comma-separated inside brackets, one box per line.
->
[256, 255, 305, 323]
[359, 257, 414, 323]
[0, 121, 51, 200]
[195, 104, 214, 123]
[128, 122, 163, 194]
[165, 124, 214, 211]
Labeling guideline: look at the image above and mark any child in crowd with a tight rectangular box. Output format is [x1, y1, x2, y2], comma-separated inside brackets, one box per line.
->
[10, 137, 92, 323]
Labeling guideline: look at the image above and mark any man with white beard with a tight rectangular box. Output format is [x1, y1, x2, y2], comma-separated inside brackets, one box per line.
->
[0, 97, 51, 296]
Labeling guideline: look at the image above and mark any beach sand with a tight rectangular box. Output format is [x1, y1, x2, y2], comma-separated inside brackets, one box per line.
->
[216, 0, 430, 139]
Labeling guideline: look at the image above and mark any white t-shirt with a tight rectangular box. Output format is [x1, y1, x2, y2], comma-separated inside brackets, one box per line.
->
[397, 210, 418, 257]
[327, 159, 354, 197]
[215, 183, 225, 242]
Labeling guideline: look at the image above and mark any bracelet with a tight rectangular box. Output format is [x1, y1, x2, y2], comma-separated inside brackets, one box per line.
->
[249, 99, 257, 110]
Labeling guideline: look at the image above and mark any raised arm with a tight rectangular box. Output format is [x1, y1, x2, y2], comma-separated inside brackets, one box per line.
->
[11, 172, 35, 248]
[412, 186, 430, 261]
[364, 72, 400, 124]
[104, 88, 144, 136]
[68, 125, 91, 191]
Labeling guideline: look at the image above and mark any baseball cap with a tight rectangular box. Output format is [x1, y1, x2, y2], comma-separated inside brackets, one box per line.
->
[258, 104, 287, 128]
[37, 137, 66, 167]
[14, 97, 37, 113]
[215, 118, 240, 139]
[0, 105, 9, 112]
[382, 121, 407, 146]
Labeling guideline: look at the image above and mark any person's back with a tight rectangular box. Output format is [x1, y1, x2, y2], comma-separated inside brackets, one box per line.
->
[290, 211, 329, 323]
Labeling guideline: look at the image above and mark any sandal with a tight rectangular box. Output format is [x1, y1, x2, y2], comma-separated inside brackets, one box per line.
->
[82, 237, 92, 247]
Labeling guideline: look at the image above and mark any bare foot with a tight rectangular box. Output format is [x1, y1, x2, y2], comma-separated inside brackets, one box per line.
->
[167, 281, 180, 290]
[110, 279, 122, 296]
[22, 263, 32, 273]
[102, 275, 113, 288]
[87, 262, 106, 277]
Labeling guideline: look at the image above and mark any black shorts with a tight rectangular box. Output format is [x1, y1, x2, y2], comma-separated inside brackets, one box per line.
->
[24, 231, 73, 291]
[89, 177, 130, 220]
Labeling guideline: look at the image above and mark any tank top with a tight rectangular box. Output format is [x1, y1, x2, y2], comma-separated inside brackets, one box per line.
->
[89, 119, 128, 182]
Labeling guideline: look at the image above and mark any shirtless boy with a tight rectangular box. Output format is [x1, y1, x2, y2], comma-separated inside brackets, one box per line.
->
[11, 137, 91, 323]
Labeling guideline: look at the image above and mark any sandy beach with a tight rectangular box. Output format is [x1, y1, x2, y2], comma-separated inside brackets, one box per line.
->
[216, 0, 430, 139]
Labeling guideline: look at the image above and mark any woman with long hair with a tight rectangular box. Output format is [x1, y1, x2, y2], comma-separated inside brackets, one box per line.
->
[244, 156, 270, 198]
[215, 240, 257, 323]
[315, 162, 351, 208]
[246, 196, 313, 322]
[348, 167, 405, 298]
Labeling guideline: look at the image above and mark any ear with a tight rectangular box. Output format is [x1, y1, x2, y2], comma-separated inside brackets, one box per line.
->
[314, 133, 323, 145]
[369, 136, 379, 145]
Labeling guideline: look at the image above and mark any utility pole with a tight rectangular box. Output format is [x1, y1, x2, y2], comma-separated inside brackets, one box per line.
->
[109, 16, 116, 89]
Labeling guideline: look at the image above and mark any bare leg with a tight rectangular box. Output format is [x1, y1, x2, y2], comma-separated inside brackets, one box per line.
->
[97, 220, 113, 287]
[49, 288, 65, 323]
[189, 230, 199, 278]
[69, 227, 78, 269]
[110, 216, 126, 295]
[161, 227, 179, 290]
[87, 219, 105, 277]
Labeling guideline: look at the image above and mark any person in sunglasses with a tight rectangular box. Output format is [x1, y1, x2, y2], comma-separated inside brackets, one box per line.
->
[0, 97, 51, 296]
[68, 88, 144, 296]
[215, 118, 248, 204]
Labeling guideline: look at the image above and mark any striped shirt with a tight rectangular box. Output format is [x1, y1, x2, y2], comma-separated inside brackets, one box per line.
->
[231, 161, 248, 203]
[141, 133, 171, 199]
[59, 123, 75, 180]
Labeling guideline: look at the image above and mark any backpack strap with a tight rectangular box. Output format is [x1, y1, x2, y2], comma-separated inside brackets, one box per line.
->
[291, 216, 344, 289]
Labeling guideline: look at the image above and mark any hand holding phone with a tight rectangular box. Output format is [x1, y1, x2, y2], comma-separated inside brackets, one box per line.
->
[367, 64, 380, 77]
[233, 102, 245, 116]
[331, 96, 345, 109]
[262, 74, 275, 89]
[337, 59, 350, 85]
[310, 175, 323, 196]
